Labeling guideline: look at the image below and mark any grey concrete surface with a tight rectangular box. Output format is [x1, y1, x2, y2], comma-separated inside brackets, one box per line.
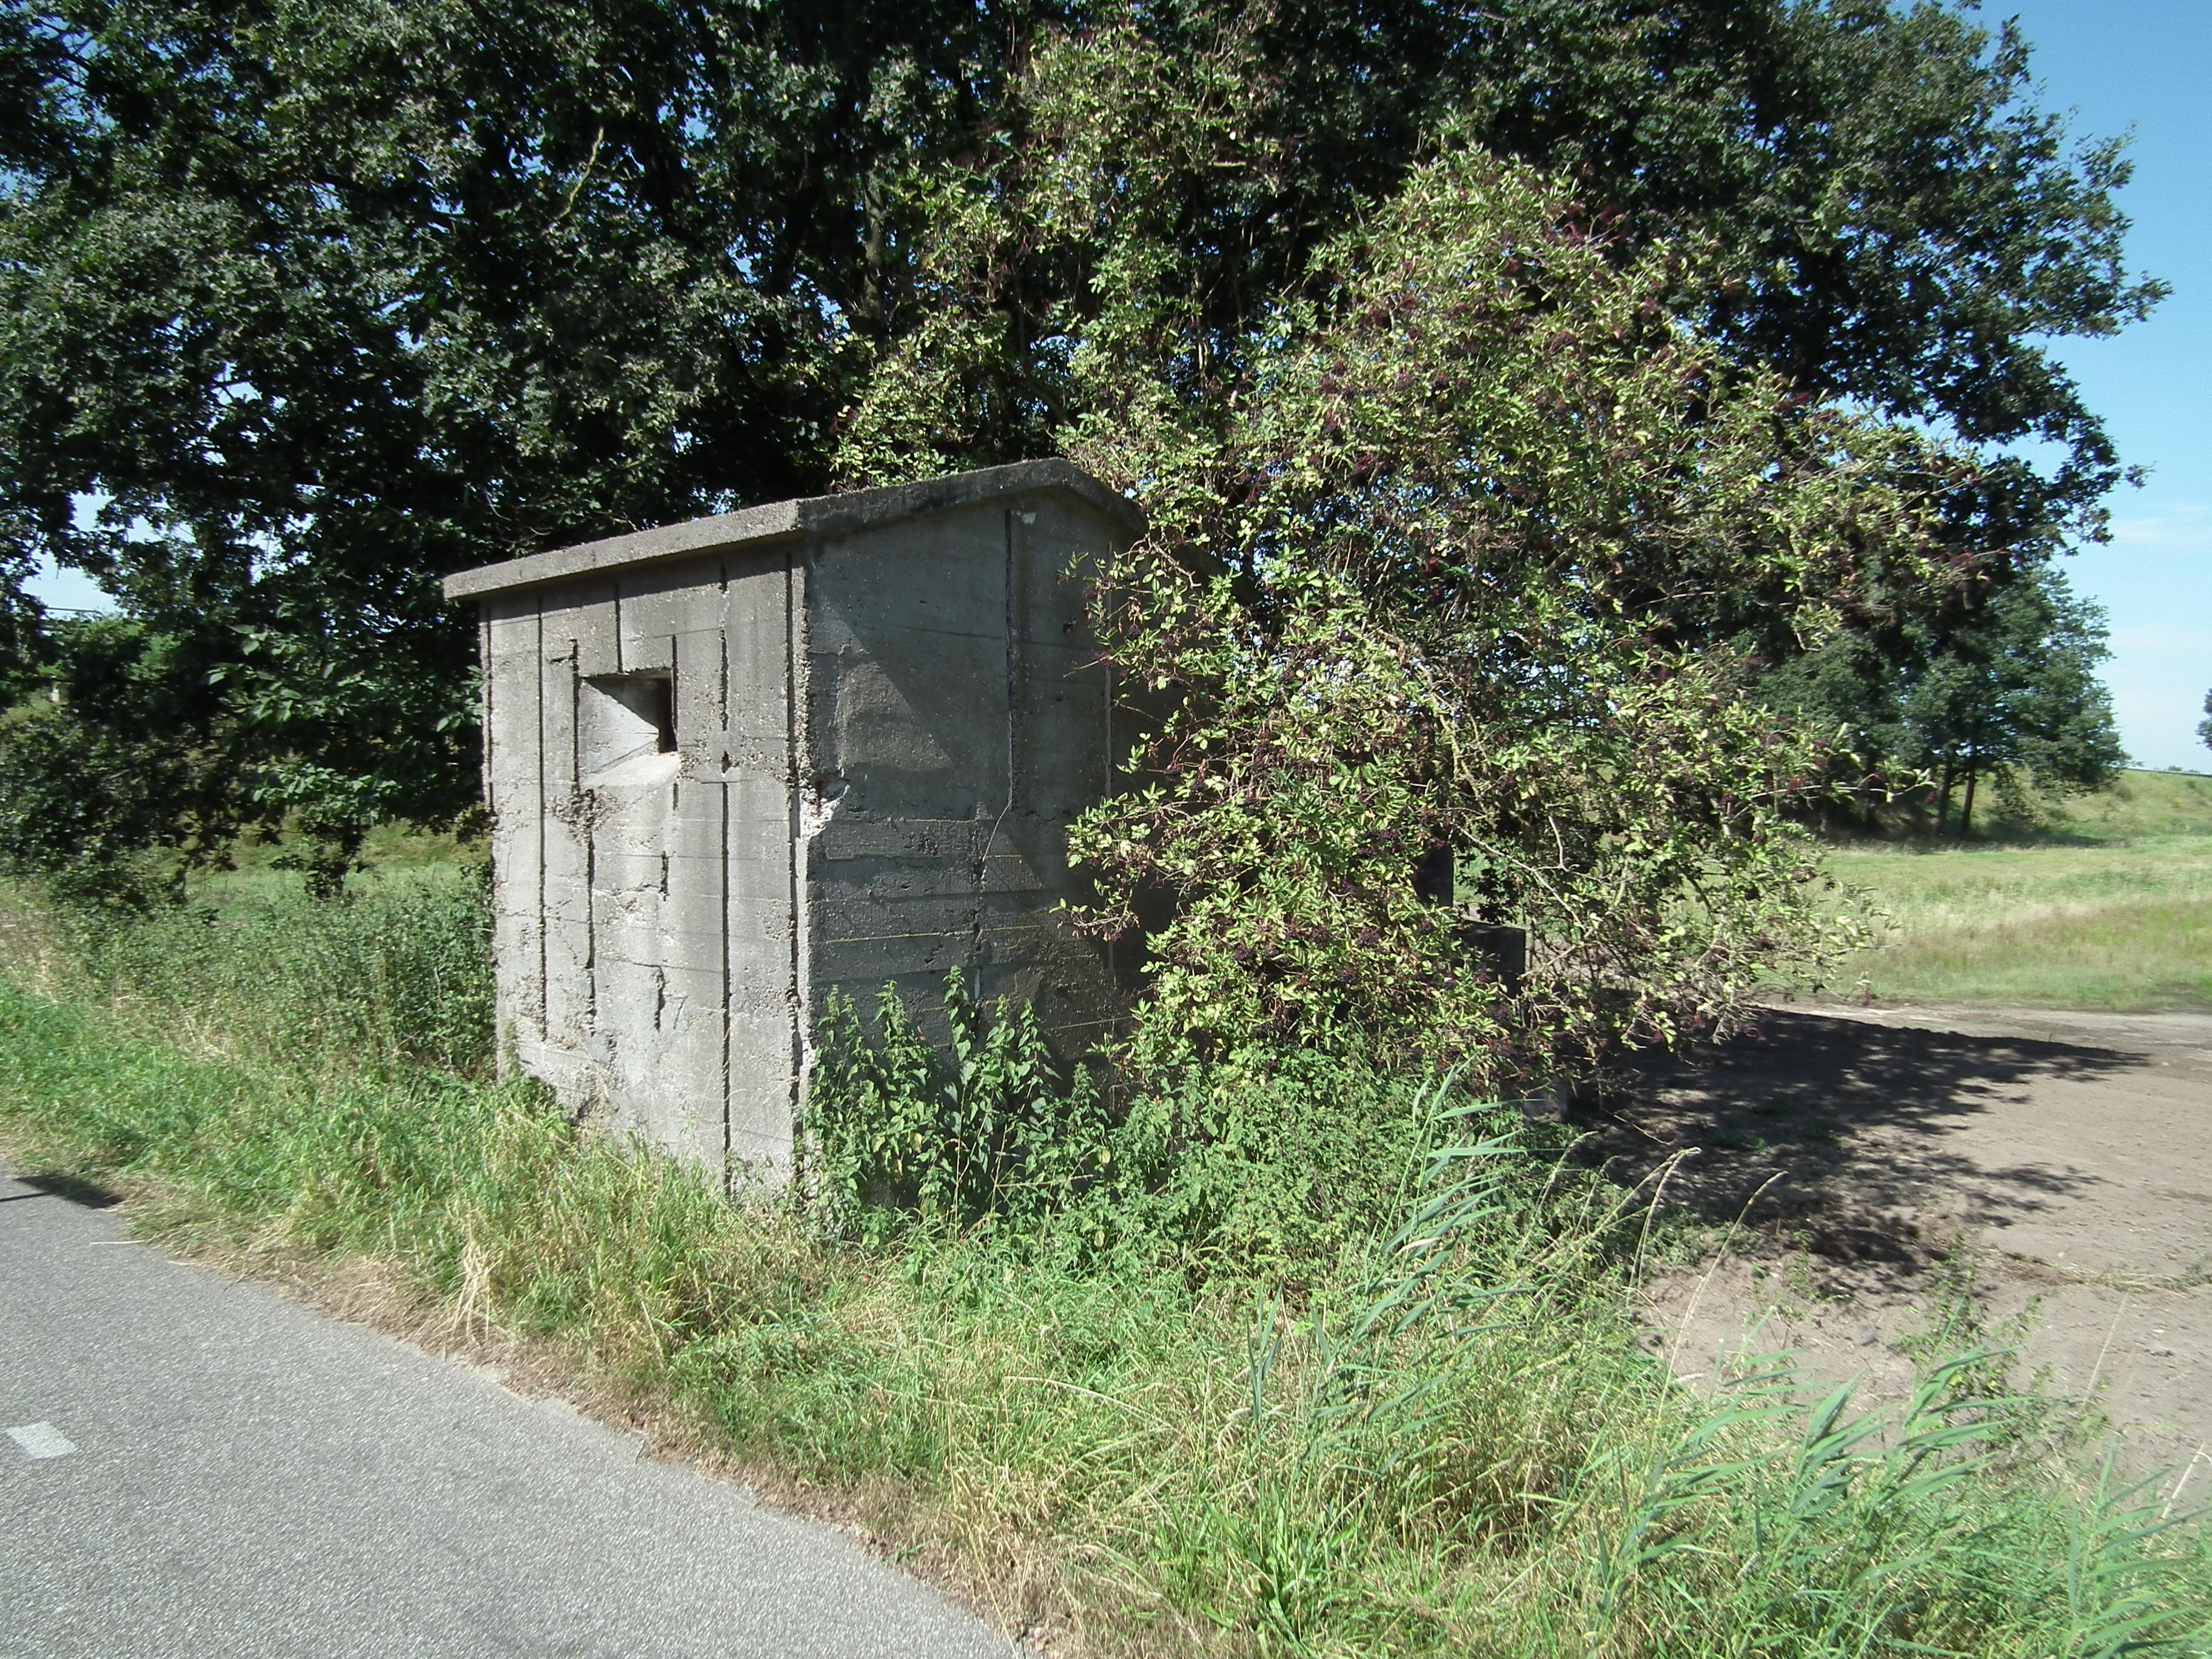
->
[452, 462, 1139, 1176]
[0, 1165, 1013, 1659]
[442, 460, 1144, 601]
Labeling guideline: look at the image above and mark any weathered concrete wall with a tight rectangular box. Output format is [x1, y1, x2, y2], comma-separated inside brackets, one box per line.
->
[481, 545, 799, 1169]
[452, 463, 1140, 1176]
[802, 491, 1128, 1057]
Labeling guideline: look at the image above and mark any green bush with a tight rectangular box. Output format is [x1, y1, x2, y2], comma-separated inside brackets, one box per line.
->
[0, 700, 207, 911]
[1110, 1048, 1486, 1281]
[802, 971, 1113, 1242]
[803, 974, 1586, 1282]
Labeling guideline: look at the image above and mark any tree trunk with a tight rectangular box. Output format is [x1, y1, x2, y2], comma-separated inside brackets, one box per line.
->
[1960, 753, 1980, 836]
[1936, 756, 1955, 834]
[859, 168, 893, 341]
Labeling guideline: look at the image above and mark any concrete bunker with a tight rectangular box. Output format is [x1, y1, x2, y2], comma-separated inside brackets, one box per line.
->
[443, 460, 1144, 1175]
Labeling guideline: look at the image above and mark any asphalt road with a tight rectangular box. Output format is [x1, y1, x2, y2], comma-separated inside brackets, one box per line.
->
[0, 1162, 1013, 1659]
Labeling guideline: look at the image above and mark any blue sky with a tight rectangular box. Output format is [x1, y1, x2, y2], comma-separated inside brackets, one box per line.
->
[24, 2, 2210, 766]
[1991, 0, 2211, 769]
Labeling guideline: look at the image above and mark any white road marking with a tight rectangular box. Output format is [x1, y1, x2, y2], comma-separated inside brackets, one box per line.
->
[7, 1421, 76, 1459]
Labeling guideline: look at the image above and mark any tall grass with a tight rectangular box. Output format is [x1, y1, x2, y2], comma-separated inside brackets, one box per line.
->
[0, 874, 2205, 1656]
[4, 866, 494, 1074]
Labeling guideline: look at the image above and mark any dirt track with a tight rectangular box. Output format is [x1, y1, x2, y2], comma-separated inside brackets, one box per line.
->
[1586, 1001, 2212, 1483]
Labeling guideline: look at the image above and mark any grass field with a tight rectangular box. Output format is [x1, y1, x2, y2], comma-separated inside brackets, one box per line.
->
[1831, 769, 2212, 1013]
[0, 780, 2208, 1652]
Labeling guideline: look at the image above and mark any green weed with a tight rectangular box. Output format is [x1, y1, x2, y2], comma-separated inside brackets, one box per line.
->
[29, 868, 495, 1074]
[802, 973, 1112, 1241]
[0, 879, 2206, 1656]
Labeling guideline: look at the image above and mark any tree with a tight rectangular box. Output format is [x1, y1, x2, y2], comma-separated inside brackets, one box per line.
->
[1766, 565, 2125, 832]
[1908, 570, 2124, 831]
[1074, 144, 1956, 1080]
[2200, 690, 2212, 759]
[0, 616, 234, 907]
[846, 15, 1965, 1078]
[0, 0, 1053, 879]
[0, 0, 2159, 887]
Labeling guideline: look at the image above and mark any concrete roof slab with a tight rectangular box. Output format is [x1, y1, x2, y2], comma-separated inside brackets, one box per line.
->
[443, 460, 1145, 602]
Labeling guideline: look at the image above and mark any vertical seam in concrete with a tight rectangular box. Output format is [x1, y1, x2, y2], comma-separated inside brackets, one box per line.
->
[478, 609, 499, 1069]
[719, 561, 732, 1174]
[566, 638, 580, 788]
[974, 509, 1020, 976]
[479, 615, 494, 816]
[668, 623, 682, 1151]
[783, 545, 805, 1148]
[576, 638, 595, 1040]
[534, 606, 548, 1037]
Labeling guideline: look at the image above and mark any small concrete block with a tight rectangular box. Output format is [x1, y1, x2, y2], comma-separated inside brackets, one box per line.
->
[672, 628, 728, 752]
[616, 557, 716, 668]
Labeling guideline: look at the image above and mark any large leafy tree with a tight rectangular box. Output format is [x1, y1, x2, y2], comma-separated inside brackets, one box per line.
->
[839, 2, 2156, 528]
[0, 0, 1053, 879]
[846, 27, 1968, 1079]
[1768, 565, 2125, 832]
[1903, 570, 2126, 831]
[0, 0, 2159, 888]
[1082, 150, 1957, 1077]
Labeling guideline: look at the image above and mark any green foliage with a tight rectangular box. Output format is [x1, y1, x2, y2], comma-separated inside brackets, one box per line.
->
[1, 885, 2208, 1657]
[836, 2, 2156, 523]
[0, 703, 196, 910]
[0, 0, 1041, 860]
[1770, 563, 2127, 831]
[846, 20, 2125, 1080]
[1054, 143, 1938, 1079]
[0, 0, 2159, 876]
[37, 866, 496, 1074]
[801, 971, 1111, 1241]
[804, 971, 1505, 1278]
[831, 18, 2161, 1068]
[1108, 1049, 1466, 1281]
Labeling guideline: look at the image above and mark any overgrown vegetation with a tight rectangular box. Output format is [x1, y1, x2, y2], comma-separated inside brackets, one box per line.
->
[802, 973, 1114, 1242]
[850, 110, 1962, 1084]
[0, 2, 2194, 1642]
[1, 871, 2207, 1656]
[0, 0, 2160, 877]
[805, 981, 1495, 1281]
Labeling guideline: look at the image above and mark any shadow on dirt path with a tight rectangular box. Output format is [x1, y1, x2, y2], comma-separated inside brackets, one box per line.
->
[1583, 1002, 2212, 1481]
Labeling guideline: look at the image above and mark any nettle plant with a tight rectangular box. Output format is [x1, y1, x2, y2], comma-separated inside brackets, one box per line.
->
[800, 970, 1113, 1241]
[1054, 149, 1965, 1082]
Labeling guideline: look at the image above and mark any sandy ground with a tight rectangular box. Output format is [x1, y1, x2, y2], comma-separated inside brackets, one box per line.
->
[1581, 1000, 2212, 1487]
